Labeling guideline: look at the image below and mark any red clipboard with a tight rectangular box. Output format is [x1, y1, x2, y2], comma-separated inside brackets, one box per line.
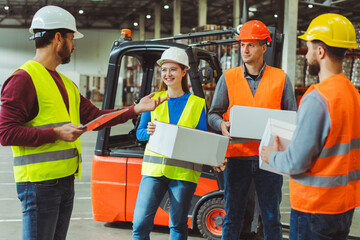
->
[82, 108, 129, 131]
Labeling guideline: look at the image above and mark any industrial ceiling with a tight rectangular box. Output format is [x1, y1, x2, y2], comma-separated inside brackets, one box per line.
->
[0, 0, 359, 36]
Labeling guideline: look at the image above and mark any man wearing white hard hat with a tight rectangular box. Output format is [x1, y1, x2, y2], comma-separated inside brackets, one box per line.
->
[0, 5, 166, 240]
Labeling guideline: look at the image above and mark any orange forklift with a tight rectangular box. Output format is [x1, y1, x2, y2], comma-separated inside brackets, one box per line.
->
[90, 28, 283, 239]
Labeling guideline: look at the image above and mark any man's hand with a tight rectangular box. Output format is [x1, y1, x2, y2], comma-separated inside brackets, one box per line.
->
[212, 158, 227, 172]
[260, 136, 280, 164]
[147, 121, 156, 135]
[53, 123, 86, 142]
[220, 121, 231, 138]
[134, 92, 169, 114]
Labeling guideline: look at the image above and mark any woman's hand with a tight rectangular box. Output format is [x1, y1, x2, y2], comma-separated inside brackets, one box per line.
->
[147, 121, 156, 135]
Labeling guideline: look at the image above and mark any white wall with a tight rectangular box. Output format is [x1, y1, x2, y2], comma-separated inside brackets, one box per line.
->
[0, 28, 149, 88]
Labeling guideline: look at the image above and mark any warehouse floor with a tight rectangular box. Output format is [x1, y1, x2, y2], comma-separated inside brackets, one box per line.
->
[0, 115, 359, 240]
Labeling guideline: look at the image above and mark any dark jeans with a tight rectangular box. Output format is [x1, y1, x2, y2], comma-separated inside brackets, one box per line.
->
[289, 208, 355, 240]
[222, 158, 283, 240]
[16, 175, 75, 240]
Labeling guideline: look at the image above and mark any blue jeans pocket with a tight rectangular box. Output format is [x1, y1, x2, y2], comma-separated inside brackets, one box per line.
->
[310, 214, 333, 239]
[310, 211, 353, 240]
[16, 182, 37, 212]
[35, 179, 58, 187]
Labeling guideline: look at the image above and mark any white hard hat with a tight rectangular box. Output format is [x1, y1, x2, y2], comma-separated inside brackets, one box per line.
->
[29, 5, 83, 39]
[156, 47, 190, 69]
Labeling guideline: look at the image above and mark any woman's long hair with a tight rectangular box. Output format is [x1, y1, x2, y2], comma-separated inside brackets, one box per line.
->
[159, 63, 190, 93]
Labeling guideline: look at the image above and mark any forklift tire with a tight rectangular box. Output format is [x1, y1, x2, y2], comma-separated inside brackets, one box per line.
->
[196, 197, 225, 240]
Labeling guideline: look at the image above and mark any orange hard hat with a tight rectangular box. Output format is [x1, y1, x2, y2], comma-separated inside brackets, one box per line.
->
[236, 20, 272, 42]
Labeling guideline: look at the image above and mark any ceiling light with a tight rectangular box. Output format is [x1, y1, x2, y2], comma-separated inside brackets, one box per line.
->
[146, 14, 151, 19]
[133, 22, 139, 27]
[79, 9, 84, 14]
[308, 4, 314, 8]
[274, 14, 278, 18]
[4, 5, 9, 11]
[249, 7, 257, 12]
[164, 5, 169, 9]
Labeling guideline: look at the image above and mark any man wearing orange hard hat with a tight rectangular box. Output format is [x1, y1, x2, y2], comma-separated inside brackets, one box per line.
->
[260, 13, 360, 239]
[208, 20, 296, 239]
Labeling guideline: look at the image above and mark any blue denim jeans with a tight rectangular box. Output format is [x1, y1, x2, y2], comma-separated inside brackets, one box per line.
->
[289, 208, 355, 240]
[16, 175, 75, 240]
[132, 175, 197, 240]
[222, 158, 283, 240]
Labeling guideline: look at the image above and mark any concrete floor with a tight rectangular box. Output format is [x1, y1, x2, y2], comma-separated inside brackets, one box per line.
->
[0, 116, 359, 240]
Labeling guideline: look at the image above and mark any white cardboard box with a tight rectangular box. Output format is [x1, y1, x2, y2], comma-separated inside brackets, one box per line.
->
[147, 120, 229, 166]
[229, 105, 296, 140]
[258, 118, 296, 175]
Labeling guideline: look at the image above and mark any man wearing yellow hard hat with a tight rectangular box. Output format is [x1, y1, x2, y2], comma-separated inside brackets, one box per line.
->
[260, 13, 360, 239]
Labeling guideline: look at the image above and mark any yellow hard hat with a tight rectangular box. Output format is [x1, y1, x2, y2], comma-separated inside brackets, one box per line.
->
[298, 13, 358, 49]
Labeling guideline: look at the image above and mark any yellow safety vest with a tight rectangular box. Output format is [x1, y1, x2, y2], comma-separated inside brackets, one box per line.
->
[11, 60, 82, 182]
[142, 91, 206, 183]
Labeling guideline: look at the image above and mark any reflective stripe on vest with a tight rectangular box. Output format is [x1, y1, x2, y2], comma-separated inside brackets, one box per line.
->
[290, 73, 360, 214]
[11, 60, 82, 182]
[30, 122, 71, 129]
[318, 138, 360, 158]
[142, 155, 203, 172]
[291, 169, 360, 187]
[14, 148, 79, 166]
[142, 91, 206, 184]
[223, 65, 285, 157]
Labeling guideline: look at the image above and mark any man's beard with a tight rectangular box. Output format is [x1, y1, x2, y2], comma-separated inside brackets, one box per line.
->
[308, 60, 320, 76]
[61, 56, 71, 64]
[58, 41, 71, 64]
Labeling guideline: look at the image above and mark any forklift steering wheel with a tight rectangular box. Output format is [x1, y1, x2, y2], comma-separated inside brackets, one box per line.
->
[198, 67, 214, 85]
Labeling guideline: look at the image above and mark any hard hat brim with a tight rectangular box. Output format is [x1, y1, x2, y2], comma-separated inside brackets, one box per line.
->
[156, 59, 190, 70]
[236, 36, 272, 42]
[74, 31, 84, 39]
[298, 33, 359, 49]
[29, 28, 84, 39]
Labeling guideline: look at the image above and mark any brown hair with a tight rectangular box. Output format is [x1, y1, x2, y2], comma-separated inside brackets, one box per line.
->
[158, 63, 190, 93]
[258, 39, 267, 46]
[34, 28, 73, 49]
[311, 40, 347, 62]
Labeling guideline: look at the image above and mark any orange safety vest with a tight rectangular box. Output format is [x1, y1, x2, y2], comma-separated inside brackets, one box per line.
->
[290, 73, 360, 214]
[223, 65, 285, 157]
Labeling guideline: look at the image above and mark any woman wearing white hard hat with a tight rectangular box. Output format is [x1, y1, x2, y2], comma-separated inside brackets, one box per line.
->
[133, 47, 207, 239]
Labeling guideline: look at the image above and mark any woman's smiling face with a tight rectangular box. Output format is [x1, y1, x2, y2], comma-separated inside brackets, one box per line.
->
[161, 62, 186, 89]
